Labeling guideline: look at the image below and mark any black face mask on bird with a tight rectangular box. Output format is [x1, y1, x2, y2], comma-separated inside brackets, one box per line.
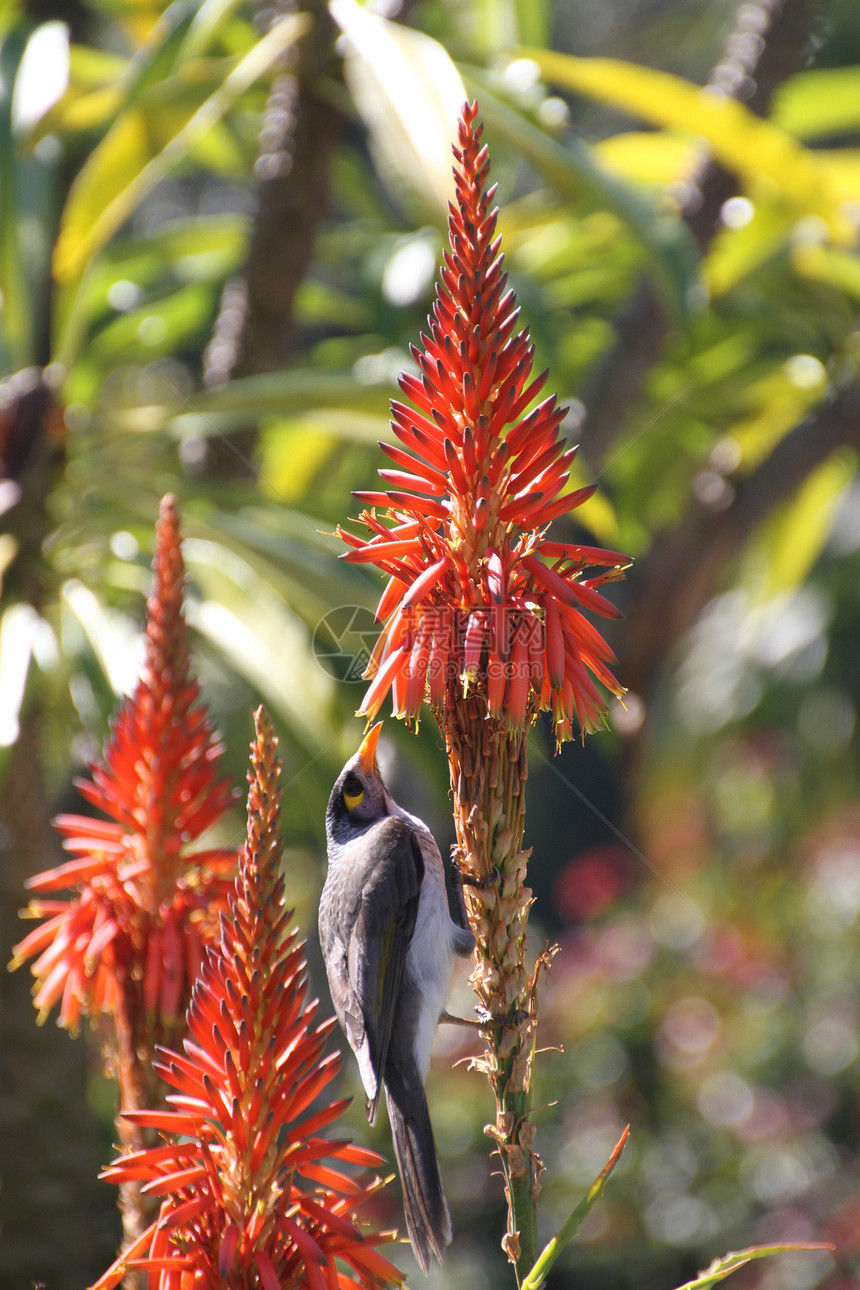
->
[325, 737, 390, 841]
[320, 723, 474, 1274]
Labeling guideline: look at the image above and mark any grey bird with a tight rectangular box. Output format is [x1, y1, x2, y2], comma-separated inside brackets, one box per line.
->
[320, 723, 475, 1273]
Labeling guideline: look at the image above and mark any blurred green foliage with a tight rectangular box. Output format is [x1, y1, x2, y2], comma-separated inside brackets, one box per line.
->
[2, 0, 860, 1287]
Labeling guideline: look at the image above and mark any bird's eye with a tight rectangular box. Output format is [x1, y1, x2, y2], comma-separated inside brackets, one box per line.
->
[343, 778, 364, 811]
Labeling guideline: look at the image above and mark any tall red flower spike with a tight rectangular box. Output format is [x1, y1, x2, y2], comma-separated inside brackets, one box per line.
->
[13, 494, 237, 1032]
[93, 707, 403, 1290]
[336, 103, 629, 1280]
[337, 101, 628, 743]
[11, 494, 239, 1241]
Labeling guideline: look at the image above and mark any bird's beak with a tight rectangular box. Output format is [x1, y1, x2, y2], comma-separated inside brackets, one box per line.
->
[358, 722, 383, 778]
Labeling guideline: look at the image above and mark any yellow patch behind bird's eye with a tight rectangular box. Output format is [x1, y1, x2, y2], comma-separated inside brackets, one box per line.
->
[343, 787, 364, 811]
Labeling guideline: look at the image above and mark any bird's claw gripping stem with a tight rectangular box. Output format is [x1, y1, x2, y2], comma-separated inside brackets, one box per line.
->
[450, 853, 501, 928]
[438, 1007, 530, 1030]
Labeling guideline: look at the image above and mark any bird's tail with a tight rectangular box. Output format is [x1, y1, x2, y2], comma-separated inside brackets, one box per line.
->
[384, 1062, 451, 1274]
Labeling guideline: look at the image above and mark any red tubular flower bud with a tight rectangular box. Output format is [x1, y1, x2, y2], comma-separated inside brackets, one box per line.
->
[402, 556, 450, 609]
[486, 438, 510, 488]
[498, 490, 545, 524]
[506, 629, 530, 730]
[379, 440, 448, 490]
[404, 618, 432, 718]
[218, 1224, 240, 1278]
[351, 490, 394, 509]
[380, 469, 447, 495]
[474, 496, 490, 530]
[477, 351, 499, 401]
[507, 439, 568, 496]
[428, 626, 450, 708]
[341, 537, 422, 564]
[386, 490, 449, 520]
[527, 617, 545, 682]
[509, 365, 548, 419]
[462, 426, 477, 477]
[521, 553, 584, 607]
[362, 646, 407, 722]
[462, 611, 486, 688]
[444, 437, 471, 494]
[544, 598, 565, 690]
[485, 380, 519, 440]
[375, 574, 407, 623]
[399, 370, 434, 413]
[505, 395, 560, 455]
[487, 650, 507, 717]
[523, 483, 597, 526]
[569, 577, 625, 620]
[540, 541, 630, 568]
[463, 370, 480, 421]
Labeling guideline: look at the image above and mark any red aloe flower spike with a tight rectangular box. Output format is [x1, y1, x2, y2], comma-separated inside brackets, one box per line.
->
[336, 103, 629, 743]
[334, 102, 632, 1280]
[92, 707, 404, 1290]
[11, 495, 240, 1244]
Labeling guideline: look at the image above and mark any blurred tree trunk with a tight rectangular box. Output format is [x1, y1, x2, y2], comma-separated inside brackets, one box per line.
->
[0, 709, 109, 1290]
[0, 372, 109, 1289]
[205, 0, 343, 390]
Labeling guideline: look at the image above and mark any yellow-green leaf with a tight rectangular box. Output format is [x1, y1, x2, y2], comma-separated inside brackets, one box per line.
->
[465, 76, 702, 320]
[761, 453, 853, 598]
[523, 48, 854, 244]
[674, 1244, 831, 1290]
[331, 0, 466, 216]
[54, 109, 151, 282]
[258, 412, 390, 501]
[53, 13, 306, 285]
[816, 149, 860, 204]
[773, 66, 860, 141]
[595, 131, 694, 186]
[705, 203, 795, 297]
[792, 241, 860, 302]
[577, 488, 620, 543]
[729, 357, 827, 473]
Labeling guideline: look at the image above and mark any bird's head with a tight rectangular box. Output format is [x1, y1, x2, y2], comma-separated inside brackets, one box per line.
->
[326, 723, 389, 845]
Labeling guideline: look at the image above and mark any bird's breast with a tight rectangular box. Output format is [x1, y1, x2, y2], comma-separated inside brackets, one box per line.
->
[406, 833, 456, 1079]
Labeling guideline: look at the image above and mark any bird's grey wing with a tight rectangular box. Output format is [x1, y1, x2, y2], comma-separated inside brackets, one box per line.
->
[349, 815, 423, 1123]
[320, 925, 371, 1082]
[318, 881, 368, 1076]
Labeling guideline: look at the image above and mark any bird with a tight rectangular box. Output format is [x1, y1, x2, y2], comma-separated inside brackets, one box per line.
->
[319, 722, 475, 1273]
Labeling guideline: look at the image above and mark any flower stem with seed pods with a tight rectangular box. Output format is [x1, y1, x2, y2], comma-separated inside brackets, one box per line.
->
[338, 102, 628, 1282]
[446, 694, 539, 1275]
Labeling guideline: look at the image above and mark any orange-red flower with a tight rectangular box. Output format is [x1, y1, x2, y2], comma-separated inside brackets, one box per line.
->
[336, 101, 628, 742]
[93, 708, 403, 1290]
[11, 495, 238, 1035]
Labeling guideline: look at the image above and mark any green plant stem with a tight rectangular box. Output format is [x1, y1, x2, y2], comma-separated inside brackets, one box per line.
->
[521, 1126, 629, 1290]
